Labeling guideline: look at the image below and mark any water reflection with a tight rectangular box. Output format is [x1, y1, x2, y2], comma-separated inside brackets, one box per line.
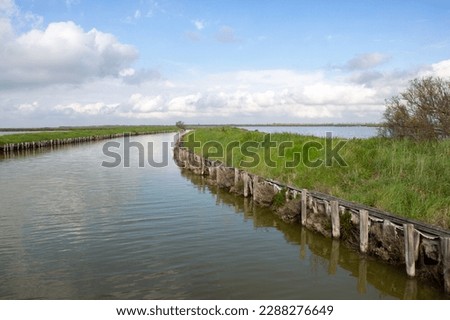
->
[179, 169, 446, 299]
[0, 133, 447, 299]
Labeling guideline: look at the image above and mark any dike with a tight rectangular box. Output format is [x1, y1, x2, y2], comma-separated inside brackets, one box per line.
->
[174, 139, 450, 294]
[0, 131, 174, 155]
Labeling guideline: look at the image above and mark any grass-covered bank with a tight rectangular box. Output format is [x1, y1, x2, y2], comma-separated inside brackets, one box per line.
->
[183, 127, 450, 229]
[0, 125, 177, 146]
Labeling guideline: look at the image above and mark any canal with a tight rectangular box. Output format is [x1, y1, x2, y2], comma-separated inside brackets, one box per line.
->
[0, 133, 446, 299]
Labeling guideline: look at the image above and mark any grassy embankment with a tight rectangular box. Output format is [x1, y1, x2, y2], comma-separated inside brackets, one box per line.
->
[183, 127, 450, 229]
[0, 125, 177, 146]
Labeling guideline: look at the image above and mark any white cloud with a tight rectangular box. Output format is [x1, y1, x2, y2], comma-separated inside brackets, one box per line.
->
[119, 68, 136, 77]
[421, 59, 450, 78]
[344, 52, 390, 70]
[54, 102, 118, 115]
[0, 2, 448, 127]
[0, 16, 14, 41]
[0, 0, 16, 15]
[192, 19, 205, 30]
[1, 0, 43, 33]
[110, 69, 384, 122]
[302, 82, 377, 105]
[5, 57, 448, 126]
[17, 101, 38, 113]
[1, 65, 402, 125]
[120, 68, 162, 85]
[167, 94, 199, 113]
[0, 20, 138, 88]
[129, 94, 165, 112]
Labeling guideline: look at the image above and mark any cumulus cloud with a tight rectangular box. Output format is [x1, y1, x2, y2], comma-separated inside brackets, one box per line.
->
[9, 66, 393, 124]
[420, 59, 450, 78]
[302, 82, 377, 105]
[0, 20, 138, 88]
[6, 56, 449, 126]
[2, 0, 449, 127]
[129, 93, 165, 112]
[17, 101, 38, 114]
[344, 52, 390, 70]
[110, 69, 383, 122]
[54, 102, 118, 115]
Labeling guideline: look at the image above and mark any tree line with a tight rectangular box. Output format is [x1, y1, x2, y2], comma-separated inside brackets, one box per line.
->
[381, 77, 449, 140]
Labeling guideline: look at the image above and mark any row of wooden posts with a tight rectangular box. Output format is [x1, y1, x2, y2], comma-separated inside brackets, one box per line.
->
[0, 131, 174, 154]
[177, 145, 450, 294]
[299, 192, 448, 283]
[0, 134, 124, 154]
[290, 187, 448, 293]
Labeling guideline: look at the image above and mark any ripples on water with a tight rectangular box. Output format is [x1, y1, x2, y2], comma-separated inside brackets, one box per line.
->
[0, 133, 446, 299]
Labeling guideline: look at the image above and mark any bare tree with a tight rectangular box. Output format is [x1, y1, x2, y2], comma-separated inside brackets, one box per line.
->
[176, 121, 186, 131]
[381, 77, 450, 140]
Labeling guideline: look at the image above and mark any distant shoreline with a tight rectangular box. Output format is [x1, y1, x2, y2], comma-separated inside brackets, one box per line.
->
[0, 125, 177, 148]
[0, 123, 382, 131]
[233, 123, 381, 127]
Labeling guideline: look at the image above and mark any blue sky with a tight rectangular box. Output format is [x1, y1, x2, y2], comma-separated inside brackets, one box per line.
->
[1, 0, 450, 127]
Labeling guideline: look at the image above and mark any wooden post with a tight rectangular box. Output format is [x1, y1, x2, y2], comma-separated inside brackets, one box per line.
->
[403, 279, 418, 300]
[216, 166, 222, 185]
[328, 239, 339, 275]
[441, 237, 450, 294]
[312, 198, 318, 214]
[404, 223, 416, 277]
[234, 168, 239, 188]
[301, 189, 307, 226]
[243, 197, 250, 214]
[357, 258, 367, 294]
[201, 158, 205, 175]
[325, 200, 330, 217]
[252, 176, 259, 201]
[359, 209, 369, 253]
[300, 228, 306, 259]
[331, 200, 340, 238]
[243, 172, 249, 197]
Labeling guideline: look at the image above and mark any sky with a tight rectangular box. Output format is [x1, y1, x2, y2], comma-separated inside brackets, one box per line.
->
[1, 0, 450, 127]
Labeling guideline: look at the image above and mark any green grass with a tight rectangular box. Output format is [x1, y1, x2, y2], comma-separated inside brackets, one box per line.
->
[0, 125, 178, 145]
[183, 127, 450, 229]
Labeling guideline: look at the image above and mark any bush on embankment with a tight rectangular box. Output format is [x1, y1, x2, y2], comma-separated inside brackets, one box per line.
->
[183, 127, 450, 229]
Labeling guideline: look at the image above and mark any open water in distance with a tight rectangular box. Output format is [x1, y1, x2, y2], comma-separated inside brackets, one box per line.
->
[239, 126, 379, 138]
[0, 131, 36, 136]
[0, 133, 446, 299]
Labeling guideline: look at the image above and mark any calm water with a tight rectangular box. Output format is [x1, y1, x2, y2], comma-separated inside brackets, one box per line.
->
[0, 133, 446, 299]
[0, 131, 67, 136]
[0, 131, 35, 136]
[239, 126, 379, 138]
